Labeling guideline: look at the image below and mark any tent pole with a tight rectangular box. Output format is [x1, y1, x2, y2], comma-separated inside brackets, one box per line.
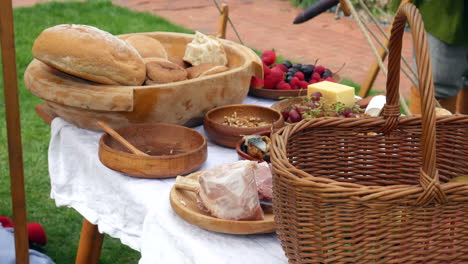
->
[0, 1, 30, 263]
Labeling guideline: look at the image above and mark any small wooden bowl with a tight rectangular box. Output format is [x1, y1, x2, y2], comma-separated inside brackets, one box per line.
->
[236, 131, 271, 162]
[248, 73, 341, 100]
[203, 104, 284, 148]
[98, 123, 207, 178]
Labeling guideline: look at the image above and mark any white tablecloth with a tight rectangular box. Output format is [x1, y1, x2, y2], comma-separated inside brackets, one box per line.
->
[47, 96, 288, 264]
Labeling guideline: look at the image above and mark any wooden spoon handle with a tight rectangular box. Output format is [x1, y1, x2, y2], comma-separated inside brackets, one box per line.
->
[97, 121, 150, 157]
[175, 176, 199, 192]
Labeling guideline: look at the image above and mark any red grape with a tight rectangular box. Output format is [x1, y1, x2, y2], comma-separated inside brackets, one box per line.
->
[289, 109, 302, 123]
[281, 111, 289, 121]
[310, 91, 323, 102]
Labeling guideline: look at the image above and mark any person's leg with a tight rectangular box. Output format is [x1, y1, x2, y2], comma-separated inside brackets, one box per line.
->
[410, 33, 468, 114]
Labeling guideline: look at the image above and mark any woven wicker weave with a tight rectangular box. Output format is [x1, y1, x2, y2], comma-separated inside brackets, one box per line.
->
[271, 3, 468, 263]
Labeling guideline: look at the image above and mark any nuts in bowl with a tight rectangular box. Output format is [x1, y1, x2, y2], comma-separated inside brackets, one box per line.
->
[203, 104, 284, 148]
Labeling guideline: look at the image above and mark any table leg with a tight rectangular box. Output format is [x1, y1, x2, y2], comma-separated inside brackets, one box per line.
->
[75, 218, 104, 264]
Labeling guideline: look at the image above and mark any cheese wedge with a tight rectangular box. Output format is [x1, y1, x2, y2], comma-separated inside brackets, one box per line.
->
[307, 81, 356, 107]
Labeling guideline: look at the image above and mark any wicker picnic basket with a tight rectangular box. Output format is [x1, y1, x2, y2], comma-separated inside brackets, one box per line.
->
[270, 3, 468, 263]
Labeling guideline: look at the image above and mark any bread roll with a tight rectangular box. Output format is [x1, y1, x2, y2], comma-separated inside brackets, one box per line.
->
[125, 35, 168, 59]
[183, 31, 228, 66]
[144, 57, 187, 84]
[32, 24, 146, 86]
[187, 63, 229, 79]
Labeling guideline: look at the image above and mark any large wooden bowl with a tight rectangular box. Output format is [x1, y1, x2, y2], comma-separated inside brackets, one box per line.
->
[98, 123, 207, 178]
[24, 32, 263, 131]
[203, 104, 284, 148]
[170, 171, 275, 235]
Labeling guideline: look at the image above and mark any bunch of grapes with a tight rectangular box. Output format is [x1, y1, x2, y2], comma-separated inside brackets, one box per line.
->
[250, 50, 337, 91]
[281, 92, 364, 123]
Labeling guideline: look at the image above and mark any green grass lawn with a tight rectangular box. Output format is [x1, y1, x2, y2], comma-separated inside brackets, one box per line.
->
[0, 1, 374, 263]
[0, 1, 192, 263]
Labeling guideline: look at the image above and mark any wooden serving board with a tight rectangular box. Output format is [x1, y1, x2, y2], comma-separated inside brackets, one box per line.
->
[169, 171, 275, 235]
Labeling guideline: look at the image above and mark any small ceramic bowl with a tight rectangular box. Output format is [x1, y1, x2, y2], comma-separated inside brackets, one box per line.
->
[236, 131, 271, 162]
[98, 123, 207, 178]
[203, 104, 284, 148]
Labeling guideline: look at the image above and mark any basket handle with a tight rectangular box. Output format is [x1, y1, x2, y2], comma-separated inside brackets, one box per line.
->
[382, 3, 447, 205]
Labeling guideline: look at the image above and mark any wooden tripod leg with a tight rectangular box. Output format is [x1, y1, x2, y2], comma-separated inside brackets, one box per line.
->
[359, 0, 411, 98]
[75, 218, 104, 264]
[217, 4, 228, 39]
[0, 1, 30, 263]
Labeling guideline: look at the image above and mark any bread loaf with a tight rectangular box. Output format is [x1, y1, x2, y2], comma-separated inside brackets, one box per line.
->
[144, 57, 188, 84]
[32, 24, 146, 86]
[187, 63, 229, 79]
[183, 31, 228, 66]
[125, 35, 168, 59]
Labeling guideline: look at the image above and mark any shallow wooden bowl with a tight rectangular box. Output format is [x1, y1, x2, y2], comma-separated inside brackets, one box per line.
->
[248, 73, 341, 100]
[98, 123, 207, 178]
[24, 32, 263, 131]
[203, 104, 284, 148]
[170, 171, 275, 235]
[236, 131, 271, 162]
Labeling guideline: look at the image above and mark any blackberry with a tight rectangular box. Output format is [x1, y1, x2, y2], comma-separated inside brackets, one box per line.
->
[281, 60, 292, 69]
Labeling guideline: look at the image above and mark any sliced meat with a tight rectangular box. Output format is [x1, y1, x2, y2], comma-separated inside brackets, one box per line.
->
[254, 162, 273, 202]
[197, 160, 264, 221]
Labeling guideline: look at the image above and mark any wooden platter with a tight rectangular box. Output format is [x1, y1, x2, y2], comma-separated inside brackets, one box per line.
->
[248, 73, 341, 100]
[169, 171, 275, 235]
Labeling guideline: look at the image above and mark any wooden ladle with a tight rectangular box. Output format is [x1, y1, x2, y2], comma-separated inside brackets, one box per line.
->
[97, 121, 150, 157]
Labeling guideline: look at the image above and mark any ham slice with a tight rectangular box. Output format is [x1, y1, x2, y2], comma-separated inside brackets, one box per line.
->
[197, 160, 264, 221]
[254, 162, 273, 202]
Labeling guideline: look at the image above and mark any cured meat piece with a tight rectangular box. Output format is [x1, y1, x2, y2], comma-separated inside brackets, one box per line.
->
[254, 162, 273, 202]
[197, 160, 264, 221]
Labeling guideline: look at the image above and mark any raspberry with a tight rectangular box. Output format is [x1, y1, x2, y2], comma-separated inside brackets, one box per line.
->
[294, 71, 305, 81]
[315, 65, 325, 75]
[290, 77, 301, 87]
[276, 81, 292, 90]
[325, 77, 335, 82]
[312, 72, 321, 81]
[263, 63, 271, 77]
[299, 81, 309, 89]
[274, 63, 288, 72]
[309, 79, 318, 84]
[250, 76, 264, 89]
[261, 50, 276, 66]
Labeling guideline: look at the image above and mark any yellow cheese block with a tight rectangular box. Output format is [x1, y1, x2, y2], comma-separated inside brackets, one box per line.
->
[307, 81, 356, 107]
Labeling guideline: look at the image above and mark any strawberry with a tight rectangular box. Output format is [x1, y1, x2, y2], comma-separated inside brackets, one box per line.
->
[274, 63, 288, 72]
[264, 76, 278, 89]
[250, 76, 264, 89]
[261, 50, 276, 66]
[263, 62, 271, 77]
[276, 81, 292, 90]
[264, 68, 283, 89]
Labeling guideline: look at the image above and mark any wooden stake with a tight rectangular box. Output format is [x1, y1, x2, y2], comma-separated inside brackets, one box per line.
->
[217, 3, 229, 39]
[0, 0, 30, 263]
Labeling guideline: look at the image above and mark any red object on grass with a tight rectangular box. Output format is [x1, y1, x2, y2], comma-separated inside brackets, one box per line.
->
[0, 216, 14, 228]
[27, 222, 47, 246]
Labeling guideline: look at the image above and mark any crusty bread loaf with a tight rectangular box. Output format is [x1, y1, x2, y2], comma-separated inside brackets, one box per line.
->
[187, 63, 229, 79]
[183, 31, 228, 66]
[125, 35, 168, 59]
[144, 57, 188, 84]
[32, 24, 146, 86]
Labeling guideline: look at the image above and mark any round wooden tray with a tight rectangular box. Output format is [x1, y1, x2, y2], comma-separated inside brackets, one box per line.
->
[248, 73, 341, 100]
[169, 171, 275, 235]
[98, 123, 207, 178]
